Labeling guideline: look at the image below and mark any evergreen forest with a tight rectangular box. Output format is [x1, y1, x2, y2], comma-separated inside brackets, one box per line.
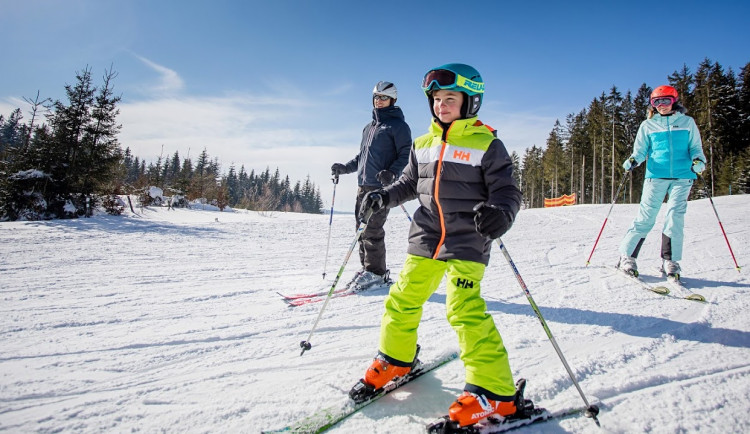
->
[2, 58, 749, 220]
[0, 66, 322, 220]
[516, 58, 750, 209]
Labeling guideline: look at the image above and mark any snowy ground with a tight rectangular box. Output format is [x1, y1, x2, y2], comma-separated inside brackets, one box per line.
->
[1, 194, 748, 433]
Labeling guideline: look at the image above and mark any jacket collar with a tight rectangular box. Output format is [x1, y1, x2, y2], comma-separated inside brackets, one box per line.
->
[429, 117, 493, 139]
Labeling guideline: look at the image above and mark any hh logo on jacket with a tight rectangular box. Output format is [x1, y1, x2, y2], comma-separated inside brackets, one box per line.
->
[453, 150, 471, 162]
[416, 143, 485, 167]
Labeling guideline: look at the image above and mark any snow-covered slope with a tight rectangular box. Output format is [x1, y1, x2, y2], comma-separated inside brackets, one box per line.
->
[1, 195, 748, 433]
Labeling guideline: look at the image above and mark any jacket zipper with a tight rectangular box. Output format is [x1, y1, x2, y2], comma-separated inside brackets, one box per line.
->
[432, 125, 451, 260]
[666, 116, 674, 178]
[361, 113, 379, 184]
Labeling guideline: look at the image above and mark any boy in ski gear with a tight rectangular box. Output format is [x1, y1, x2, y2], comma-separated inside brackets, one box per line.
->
[352, 64, 525, 428]
[618, 85, 707, 278]
[331, 81, 412, 289]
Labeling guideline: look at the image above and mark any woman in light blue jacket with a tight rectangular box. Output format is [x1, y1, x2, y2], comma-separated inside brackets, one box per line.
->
[617, 85, 707, 279]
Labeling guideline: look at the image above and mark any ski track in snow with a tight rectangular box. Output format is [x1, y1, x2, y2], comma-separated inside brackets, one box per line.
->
[1, 196, 748, 433]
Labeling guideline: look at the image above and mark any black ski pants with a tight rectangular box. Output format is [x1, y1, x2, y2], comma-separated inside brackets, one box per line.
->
[354, 186, 390, 276]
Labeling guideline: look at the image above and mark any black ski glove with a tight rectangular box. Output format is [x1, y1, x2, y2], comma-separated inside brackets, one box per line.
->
[331, 163, 347, 176]
[473, 202, 514, 239]
[376, 170, 396, 185]
[359, 189, 389, 221]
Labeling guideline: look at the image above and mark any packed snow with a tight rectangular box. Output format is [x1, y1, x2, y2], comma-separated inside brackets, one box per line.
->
[1, 194, 748, 433]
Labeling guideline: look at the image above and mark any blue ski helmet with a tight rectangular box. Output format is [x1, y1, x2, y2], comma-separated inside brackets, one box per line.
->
[422, 63, 484, 118]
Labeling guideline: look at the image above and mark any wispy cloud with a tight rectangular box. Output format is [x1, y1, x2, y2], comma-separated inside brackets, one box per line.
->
[118, 92, 360, 168]
[117, 91, 361, 207]
[133, 54, 185, 95]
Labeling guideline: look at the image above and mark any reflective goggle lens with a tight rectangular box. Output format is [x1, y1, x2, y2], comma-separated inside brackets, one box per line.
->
[422, 69, 458, 91]
[374, 95, 391, 101]
[651, 97, 675, 107]
[422, 69, 484, 94]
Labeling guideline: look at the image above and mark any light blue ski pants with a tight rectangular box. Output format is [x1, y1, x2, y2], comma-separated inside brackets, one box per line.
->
[619, 178, 694, 261]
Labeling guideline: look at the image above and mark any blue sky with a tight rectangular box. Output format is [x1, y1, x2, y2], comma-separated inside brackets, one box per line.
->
[2, 0, 749, 211]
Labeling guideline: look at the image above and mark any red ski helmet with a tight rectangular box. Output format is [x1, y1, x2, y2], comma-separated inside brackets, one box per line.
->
[651, 85, 679, 101]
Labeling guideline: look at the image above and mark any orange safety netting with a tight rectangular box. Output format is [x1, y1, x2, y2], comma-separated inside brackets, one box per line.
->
[544, 193, 576, 208]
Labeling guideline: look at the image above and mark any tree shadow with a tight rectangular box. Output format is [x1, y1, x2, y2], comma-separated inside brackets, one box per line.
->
[24, 213, 224, 236]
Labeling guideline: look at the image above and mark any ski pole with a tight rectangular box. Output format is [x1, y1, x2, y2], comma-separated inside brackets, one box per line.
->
[585, 169, 630, 266]
[322, 174, 339, 280]
[300, 208, 374, 356]
[495, 238, 601, 425]
[697, 175, 741, 272]
[399, 204, 412, 222]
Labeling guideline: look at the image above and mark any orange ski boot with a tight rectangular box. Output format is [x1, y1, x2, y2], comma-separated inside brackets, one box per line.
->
[349, 346, 421, 404]
[448, 391, 517, 427]
[363, 355, 413, 389]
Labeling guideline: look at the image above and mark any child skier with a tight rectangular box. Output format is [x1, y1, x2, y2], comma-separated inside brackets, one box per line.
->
[348, 63, 532, 429]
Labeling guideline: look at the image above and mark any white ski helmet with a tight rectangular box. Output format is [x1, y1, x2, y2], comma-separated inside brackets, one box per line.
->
[373, 81, 397, 101]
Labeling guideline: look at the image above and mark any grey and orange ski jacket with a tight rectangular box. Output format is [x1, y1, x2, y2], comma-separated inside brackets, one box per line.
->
[384, 117, 522, 265]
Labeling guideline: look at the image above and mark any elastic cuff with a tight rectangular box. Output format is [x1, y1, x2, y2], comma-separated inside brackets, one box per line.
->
[464, 383, 515, 401]
[377, 351, 413, 368]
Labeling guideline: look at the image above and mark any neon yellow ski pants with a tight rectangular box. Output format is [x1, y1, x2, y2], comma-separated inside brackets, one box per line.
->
[379, 254, 516, 397]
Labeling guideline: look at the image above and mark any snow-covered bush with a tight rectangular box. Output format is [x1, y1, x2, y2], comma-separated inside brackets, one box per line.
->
[102, 194, 125, 215]
[139, 186, 165, 207]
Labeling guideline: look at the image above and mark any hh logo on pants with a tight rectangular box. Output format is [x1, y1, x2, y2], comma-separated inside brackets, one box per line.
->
[455, 278, 475, 289]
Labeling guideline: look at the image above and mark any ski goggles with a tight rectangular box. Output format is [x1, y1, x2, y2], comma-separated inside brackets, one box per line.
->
[421, 69, 484, 94]
[373, 94, 391, 101]
[651, 96, 675, 107]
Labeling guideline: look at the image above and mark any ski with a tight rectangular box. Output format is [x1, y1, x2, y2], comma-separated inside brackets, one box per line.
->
[610, 265, 707, 302]
[426, 405, 592, 433]
[261, 351, 460, 434]
[281, 279, 393, 307]
[663, 275, 706, 302]
[651, 267, 707, 302]
[610, 266, 670, 296]
[283, 289, 358, 307]
[277, 285, 346, 301]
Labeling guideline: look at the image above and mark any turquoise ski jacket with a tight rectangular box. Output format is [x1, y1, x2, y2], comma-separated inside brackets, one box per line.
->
[630, 111, 706, 179]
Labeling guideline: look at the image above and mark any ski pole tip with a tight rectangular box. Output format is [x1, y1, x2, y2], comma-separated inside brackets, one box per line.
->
[585, 404, 600, 418]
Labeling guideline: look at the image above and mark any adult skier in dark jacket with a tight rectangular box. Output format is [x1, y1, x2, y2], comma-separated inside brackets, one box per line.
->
[331, 81, 412, 289]
[349, 64, 527, 429]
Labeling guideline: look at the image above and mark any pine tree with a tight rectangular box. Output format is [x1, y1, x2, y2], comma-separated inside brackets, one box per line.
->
[1, 66, 123, 219]
[520, 146, 543, 208]
[542, 121, 565, 199]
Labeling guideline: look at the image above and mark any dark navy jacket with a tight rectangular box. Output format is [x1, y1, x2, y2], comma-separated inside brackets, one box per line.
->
[343, 105, 412, 187]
